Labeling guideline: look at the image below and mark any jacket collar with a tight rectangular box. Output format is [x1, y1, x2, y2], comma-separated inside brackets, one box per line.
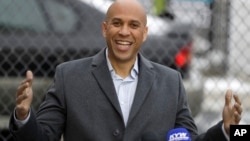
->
[91, 48, 155, 126]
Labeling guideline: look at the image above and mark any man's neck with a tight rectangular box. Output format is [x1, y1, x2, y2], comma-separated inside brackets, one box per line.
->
[105, 48, 138, 78]
[111, 59, 135, 78]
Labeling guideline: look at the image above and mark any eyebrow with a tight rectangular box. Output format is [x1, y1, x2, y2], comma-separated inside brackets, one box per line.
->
[110, 17, 142, 25]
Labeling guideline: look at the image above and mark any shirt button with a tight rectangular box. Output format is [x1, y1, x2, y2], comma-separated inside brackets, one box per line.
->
[113, 129, 120, 136]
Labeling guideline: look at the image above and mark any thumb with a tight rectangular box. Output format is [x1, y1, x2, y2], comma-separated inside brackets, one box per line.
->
[225, 89, 233, 106]
[26, 70, 33, 86]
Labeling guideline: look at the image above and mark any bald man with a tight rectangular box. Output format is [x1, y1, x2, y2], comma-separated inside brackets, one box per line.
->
[9, 0, 242, 141]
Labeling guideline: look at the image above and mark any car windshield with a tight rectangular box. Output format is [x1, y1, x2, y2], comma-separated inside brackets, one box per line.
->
[0, 0, 47, 32]
[0, 0, 78, 33]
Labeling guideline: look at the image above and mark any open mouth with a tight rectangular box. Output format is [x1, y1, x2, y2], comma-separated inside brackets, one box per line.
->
[116, 40, 132, 45]
[115, 40, 133, 51]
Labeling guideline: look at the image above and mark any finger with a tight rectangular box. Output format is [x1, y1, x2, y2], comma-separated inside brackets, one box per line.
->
[233, 94, 242, 105]
[16, 82, 29, 96]
[234, 111, 241, 123]
[18, 71, 33, 90]
[16, 71, 33, 95]
[26, 70, 33, 86]
[19, 77, 32, 86]
[225, 89, 233, 106]
[16, 92, 29, 104]
[234, 103, 243, 115]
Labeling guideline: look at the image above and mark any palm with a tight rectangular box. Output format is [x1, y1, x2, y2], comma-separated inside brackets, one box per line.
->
[15, 70, 34, 120]
[223, 89, 242, 134]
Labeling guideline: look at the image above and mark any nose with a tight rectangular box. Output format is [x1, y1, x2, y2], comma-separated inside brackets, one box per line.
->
[119, 25, 130, 36]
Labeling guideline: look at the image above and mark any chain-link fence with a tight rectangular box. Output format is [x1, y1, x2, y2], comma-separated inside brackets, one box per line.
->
[1, 0, 250, 140]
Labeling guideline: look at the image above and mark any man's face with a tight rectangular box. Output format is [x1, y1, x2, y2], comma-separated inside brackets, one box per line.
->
[102, 2, 148, 63]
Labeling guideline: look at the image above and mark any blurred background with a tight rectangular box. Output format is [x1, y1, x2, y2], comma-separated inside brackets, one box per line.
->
[0, 0, 250, 140]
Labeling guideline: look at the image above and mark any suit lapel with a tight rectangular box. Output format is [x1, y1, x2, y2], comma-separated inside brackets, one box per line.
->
[127, 55, 155, 125]
[91, 49, 123, 117]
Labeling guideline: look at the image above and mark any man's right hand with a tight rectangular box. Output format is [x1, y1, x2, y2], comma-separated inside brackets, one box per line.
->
[15, 70, 33, 120]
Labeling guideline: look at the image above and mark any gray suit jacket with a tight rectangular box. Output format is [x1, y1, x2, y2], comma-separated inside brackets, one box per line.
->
[9, 48, 227, 141]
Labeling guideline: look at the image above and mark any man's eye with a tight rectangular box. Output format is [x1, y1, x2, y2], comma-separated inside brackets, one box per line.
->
[130, 23, 139, 29]
[112, 22, 121, 27]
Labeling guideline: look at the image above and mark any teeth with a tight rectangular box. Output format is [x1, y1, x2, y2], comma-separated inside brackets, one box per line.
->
[117, 41, 131, 45]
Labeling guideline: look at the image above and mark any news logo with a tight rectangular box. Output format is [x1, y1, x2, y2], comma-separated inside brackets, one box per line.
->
[230, 125, 250, 141]
[166, 128, 191, 141]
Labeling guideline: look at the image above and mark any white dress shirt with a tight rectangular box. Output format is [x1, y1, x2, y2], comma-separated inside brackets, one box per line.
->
[106, 49, 139, 126]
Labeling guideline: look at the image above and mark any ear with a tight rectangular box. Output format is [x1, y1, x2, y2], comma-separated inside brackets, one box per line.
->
[102, 22, 107, 38]
[142, 26, 148, 42]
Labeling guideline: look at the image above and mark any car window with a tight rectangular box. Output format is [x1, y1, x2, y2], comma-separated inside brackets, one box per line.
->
[0, 0, 47, 32]
[43, 0, 78, 33]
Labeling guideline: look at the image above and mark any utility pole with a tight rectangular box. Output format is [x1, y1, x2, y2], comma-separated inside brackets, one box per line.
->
[209, 0, 230, 75]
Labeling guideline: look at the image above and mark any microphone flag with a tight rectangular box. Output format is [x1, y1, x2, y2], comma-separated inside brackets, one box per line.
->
[166, 128, 191, 141]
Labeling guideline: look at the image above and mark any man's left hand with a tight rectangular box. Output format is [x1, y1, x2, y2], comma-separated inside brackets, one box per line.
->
[223, 89, 243, 135]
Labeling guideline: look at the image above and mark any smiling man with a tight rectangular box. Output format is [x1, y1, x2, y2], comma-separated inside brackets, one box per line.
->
[9, 0, 242, 141]
[102, 0, 148, 78]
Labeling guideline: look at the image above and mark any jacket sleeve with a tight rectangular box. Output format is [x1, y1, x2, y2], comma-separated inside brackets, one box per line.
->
[194, 121, 227, 141]
[9, 108, 55, 141]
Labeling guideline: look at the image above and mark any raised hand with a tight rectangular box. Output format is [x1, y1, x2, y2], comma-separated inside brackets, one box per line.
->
[223, 89, 243, 135]
[15, 70, 34, 120]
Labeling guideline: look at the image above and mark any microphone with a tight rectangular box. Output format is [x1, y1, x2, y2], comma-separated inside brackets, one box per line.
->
[141, 132, 159, 141]
[166, 128, 191, 141]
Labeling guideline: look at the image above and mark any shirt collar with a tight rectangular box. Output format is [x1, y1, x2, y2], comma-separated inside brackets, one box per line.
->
[105, 48, 139, 79]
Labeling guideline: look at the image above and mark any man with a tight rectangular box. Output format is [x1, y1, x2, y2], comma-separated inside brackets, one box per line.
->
[9, 0, 242, 141]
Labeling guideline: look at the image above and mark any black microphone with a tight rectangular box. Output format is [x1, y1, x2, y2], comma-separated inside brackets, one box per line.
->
[141, 132, 159, 141]
[166, 128, 191, 141]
